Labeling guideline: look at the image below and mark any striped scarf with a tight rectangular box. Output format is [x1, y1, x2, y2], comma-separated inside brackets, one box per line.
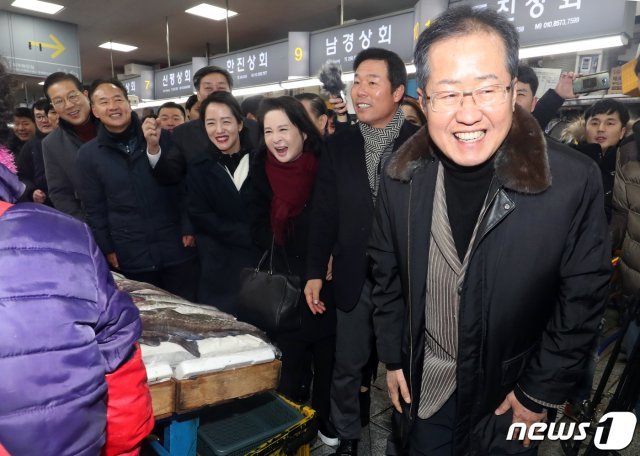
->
[359, 107, 404, 200]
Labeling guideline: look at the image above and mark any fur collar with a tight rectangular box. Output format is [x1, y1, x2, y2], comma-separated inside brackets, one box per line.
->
[386, 104, 551, 194]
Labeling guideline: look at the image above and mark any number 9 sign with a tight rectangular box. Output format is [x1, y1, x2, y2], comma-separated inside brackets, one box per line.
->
[294, 47, 304, 62]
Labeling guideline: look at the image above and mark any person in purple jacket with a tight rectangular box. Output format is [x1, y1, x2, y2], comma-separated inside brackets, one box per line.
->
[0, 157, 154, 454]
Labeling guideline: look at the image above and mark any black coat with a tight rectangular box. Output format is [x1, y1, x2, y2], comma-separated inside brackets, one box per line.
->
[369, 106, 611, 455]
[306, 120, 419, 312]
[573, 141, 617, 222]
[153, 116, 261, 185]
[186, 136, 258, 308]
[16, 131, 51, 205]
[76, 114, 195, 273]
[249, 149, 335, 338]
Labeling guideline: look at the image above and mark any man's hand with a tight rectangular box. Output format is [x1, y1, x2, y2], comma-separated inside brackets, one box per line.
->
[32, 189, 47, 204]
[387, 368, 411, 414]
[304, 279, 326, 314]
[555, 72, 578, 99]
[182, 235, 196, 247]
[106, 252, 119, 269]
[142, 117, 161, 154]
[328, 96, 348, 123]
[495, 391, 547, 448]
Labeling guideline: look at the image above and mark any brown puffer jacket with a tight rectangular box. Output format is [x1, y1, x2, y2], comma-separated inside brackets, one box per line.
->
[612, 121, 640, 295]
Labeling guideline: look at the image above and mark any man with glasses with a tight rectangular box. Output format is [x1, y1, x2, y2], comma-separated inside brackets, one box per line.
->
[16, 99, 58, 204]
[42, 72, 97, 221]
[368, 6, 610, 455]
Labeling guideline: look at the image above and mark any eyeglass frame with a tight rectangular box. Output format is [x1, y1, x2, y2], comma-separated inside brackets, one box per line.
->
[50, 91, 83, 109]
[424, 82, 514, 113]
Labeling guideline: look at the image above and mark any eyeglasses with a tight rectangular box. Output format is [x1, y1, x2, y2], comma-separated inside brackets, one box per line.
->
[51, 91, 82, 109]
[425, 83, 513, 113]
[35, 114, 48, 122]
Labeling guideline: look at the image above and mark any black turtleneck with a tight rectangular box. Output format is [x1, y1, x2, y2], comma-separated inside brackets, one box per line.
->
[435, 148, 495, 261]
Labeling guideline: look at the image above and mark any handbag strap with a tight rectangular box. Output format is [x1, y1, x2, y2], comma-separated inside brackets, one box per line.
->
[266, 235, 293, 275]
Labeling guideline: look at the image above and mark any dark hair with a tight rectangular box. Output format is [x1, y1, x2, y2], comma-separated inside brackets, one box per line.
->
[13, 107, 35, 122]
[32, 98, 51, 114]
[158, 101, 185, 119]
[185, 94, 199, 112]
[517, 65, 539, 96]
[193, 66, 233, 90]
[199, 91, 244, 124]
[257, 96, 324, 156]
[415, 6, 519, 91]
[88, 78, 128, 100]
[353, 48, 407, 92]
[294, 93, 328, 119]
[584, 99, 630, 126]
[401, 96, 427, 126]
[43, 72, 83, 100]
[240, 95, 264, 117]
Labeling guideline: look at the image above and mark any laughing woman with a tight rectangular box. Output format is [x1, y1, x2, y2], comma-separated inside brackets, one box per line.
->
[250, 96, 337, 442]
[186, 92, 258, 312]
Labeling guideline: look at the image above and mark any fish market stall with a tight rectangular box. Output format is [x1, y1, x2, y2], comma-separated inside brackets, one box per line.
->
[113, 274, 283, 454]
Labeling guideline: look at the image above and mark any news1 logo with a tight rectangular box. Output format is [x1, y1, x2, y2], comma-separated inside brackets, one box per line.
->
[507, 412, 637, 450]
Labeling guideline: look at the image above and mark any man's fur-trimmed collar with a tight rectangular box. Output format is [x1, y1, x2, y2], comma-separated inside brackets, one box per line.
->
[386, 105, 551, 194]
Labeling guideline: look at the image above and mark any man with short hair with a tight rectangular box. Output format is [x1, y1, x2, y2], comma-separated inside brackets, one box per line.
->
[240, 95, 264, 121]
[185, 94, 200, 120]
[8, 107, 36, 158]
[42, 72, 98, 221]
[157, 101, 186, 133]
[16, 99, 57, 204]
[516, 64, 577, 130]
[574, 99, 629, 222]
[305, 48, 419, 456]
[369, 6, 610, 455]
[147, 65, 260, 183]
[76, 79, 198, 301]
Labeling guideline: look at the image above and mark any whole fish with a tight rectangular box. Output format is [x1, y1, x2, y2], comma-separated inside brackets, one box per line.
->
[139, 330, 201, 357]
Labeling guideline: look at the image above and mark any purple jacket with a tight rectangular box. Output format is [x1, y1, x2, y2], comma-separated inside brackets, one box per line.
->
[0, 164, 142, 455]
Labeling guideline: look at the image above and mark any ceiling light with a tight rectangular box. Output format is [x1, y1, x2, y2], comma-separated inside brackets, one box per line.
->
[185, 3, 238, 21]
[11, 0, 64, 14]
[280, 78, 322, 90]
[38, 81, 45, 85]
[519, 34, 628, 59]
[99, 42, 138, 53]
[232, 84, 283, 97]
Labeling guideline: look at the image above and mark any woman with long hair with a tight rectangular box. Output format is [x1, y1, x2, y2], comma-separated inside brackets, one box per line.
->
[250, 96, 337, 444]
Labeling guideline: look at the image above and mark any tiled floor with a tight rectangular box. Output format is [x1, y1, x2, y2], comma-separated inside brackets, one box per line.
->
[310, 326, 640, 455]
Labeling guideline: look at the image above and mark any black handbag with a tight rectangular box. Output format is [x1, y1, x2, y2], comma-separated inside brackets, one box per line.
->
[236, 237, 302, 333]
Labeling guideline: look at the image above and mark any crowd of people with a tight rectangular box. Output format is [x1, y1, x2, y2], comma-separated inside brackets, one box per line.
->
[0, 4, 638, 455]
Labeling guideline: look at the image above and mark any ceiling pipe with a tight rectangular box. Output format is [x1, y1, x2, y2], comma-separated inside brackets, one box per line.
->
[166, 16, 171, 67]
[225, 0, 230, 53]
[109, 41, 114, 78]
[340, 0, 344, 25]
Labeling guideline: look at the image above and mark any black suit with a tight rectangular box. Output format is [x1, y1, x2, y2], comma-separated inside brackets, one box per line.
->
[307, 121, 419, 311]
[306, 119, 419, 441]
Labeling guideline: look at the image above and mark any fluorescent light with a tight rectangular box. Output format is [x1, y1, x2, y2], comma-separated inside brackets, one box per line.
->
[135, 95, 194, 110]
[11, 0, 64, 15]
[232, 84, 283, 97]
[38, 81, 45, 85]
[280, 78, 321, 90]
[519, 34, 628, 59]
[186, 3, 238, 21]
[99, 42, 138, 53]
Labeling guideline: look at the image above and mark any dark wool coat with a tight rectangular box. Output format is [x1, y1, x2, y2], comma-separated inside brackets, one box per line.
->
[76, 114, 195, 274]
[368, 105, 611, 455]
[306, 120, 419, 312]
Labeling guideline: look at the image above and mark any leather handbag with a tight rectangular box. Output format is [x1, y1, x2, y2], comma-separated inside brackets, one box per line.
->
[236, 237, 302, 333]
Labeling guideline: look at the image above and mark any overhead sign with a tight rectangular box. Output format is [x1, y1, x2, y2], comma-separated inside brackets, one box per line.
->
[120, 71, 153, 100]
[153, 63, 194, 99]
[453, 0, 635, 47]
[413, 0, 448, 43]
[209, 40, 288, 88]
[289, 32, 310, 79]
[0, 11, 81, 78]
[309, 11, 414, 75]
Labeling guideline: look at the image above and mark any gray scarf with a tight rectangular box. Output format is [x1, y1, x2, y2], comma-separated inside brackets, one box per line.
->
[359, 107, 405, 200]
